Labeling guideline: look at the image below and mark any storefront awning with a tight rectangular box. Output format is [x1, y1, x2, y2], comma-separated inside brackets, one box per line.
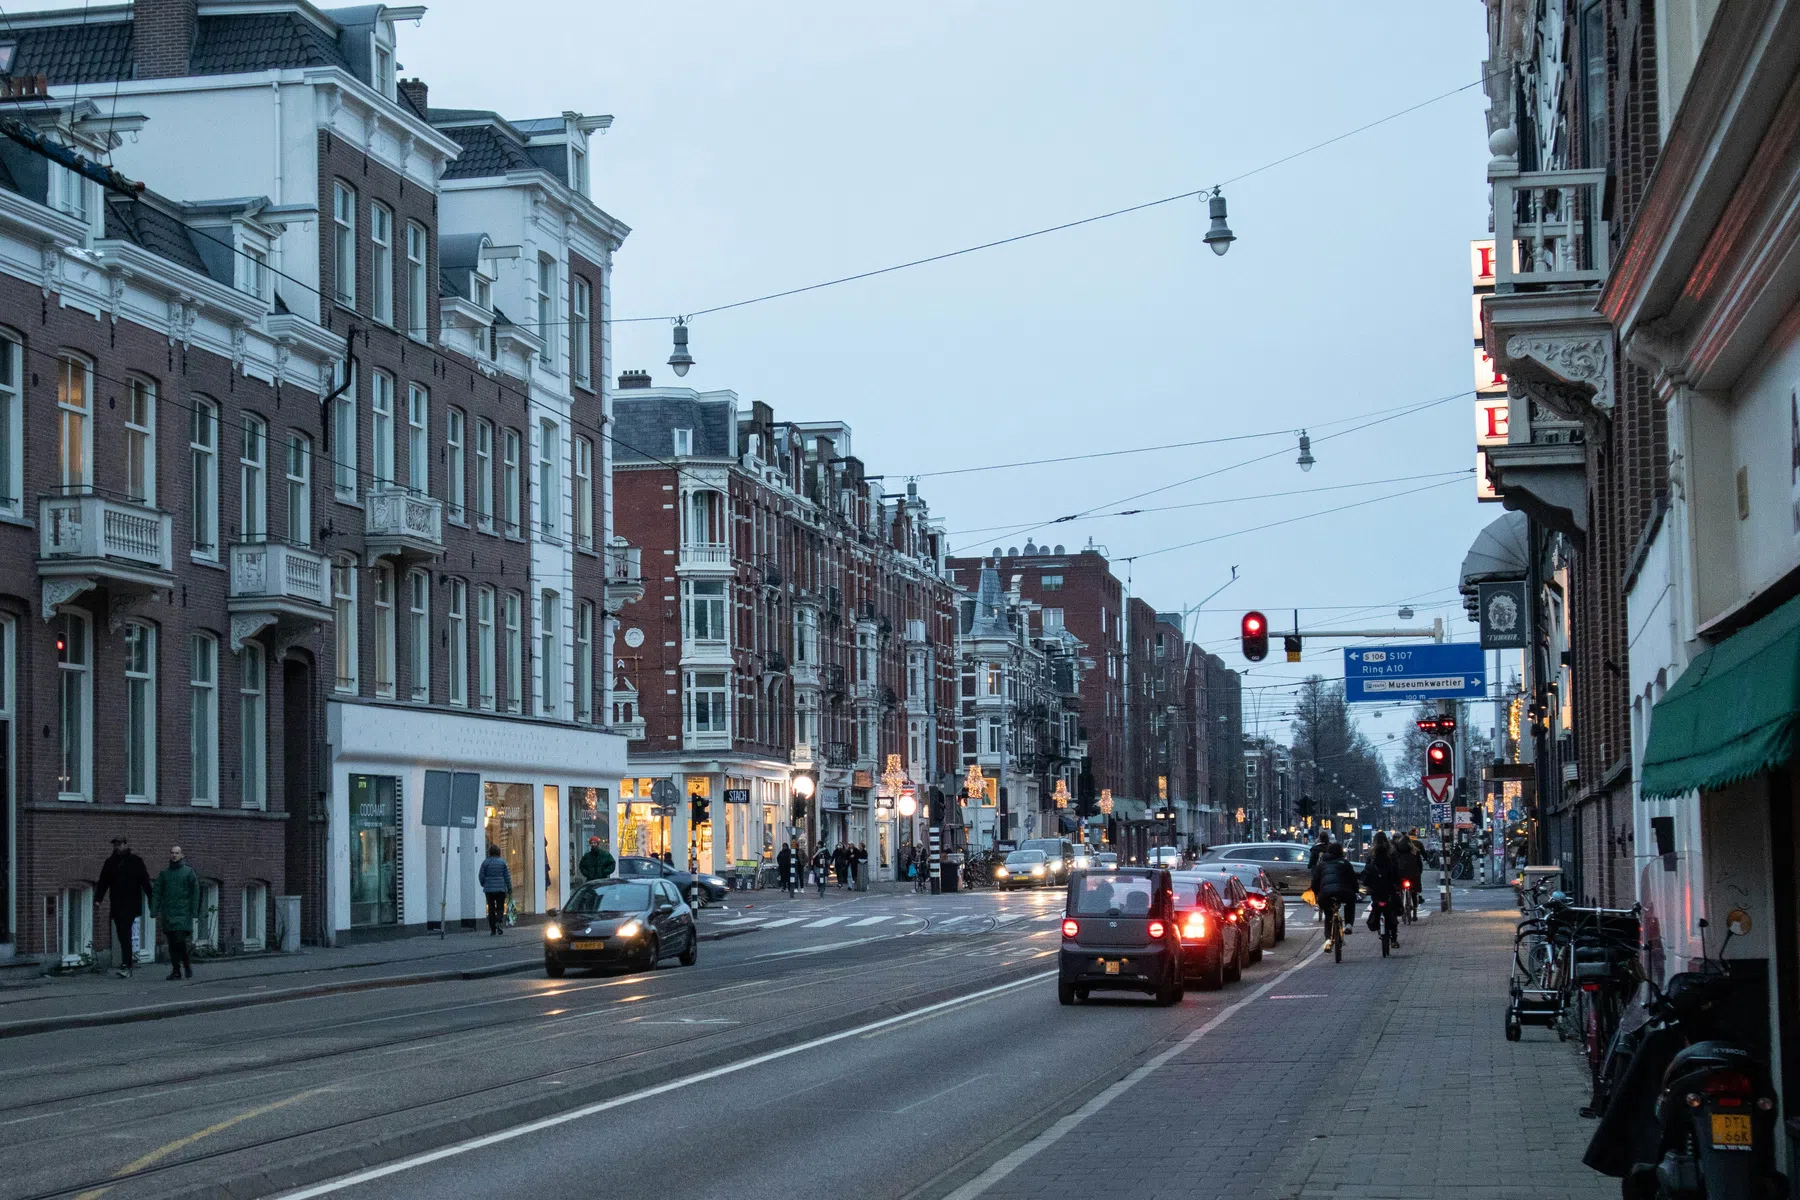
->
[1641, 591, 1800, 799]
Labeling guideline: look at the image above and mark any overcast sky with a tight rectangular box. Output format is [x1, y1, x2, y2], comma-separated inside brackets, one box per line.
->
[407, 1, 1500, 762]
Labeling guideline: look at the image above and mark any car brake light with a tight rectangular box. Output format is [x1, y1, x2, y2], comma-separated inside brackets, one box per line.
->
[1227, 912, 1238, 922]
[1247, 896, 1267, 910]
[1580, 982, 1600, 993]
[1061, 918, 1079, 938]
[1184, 915, 1206, 939]
[1148, 920, 1165, 939]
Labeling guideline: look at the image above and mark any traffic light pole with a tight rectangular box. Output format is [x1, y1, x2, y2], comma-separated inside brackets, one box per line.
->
[1437, 698, 1455, 913]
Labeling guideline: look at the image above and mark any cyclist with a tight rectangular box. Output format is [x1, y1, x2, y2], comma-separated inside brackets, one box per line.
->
[1310, 843, 1359, 952]
[1364, 832, 1402, 949]
[1307, 829, 1333, 923]
[1394, 831, 1423, 920]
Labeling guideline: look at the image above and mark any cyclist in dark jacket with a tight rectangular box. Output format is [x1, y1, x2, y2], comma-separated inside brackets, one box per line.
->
[1310, 844, 1359, 950]
[1363, 832, 1403, 947]
[1394, 836, 1424, 917]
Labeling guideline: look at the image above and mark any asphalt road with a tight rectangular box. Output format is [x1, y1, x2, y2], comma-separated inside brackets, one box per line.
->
[0, 886, 1477, 1200]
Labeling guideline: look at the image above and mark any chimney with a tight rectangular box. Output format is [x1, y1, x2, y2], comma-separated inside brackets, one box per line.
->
[397, 78, 430, 116]
[132, 0, 198, 80]
[618, 369, 652, 389]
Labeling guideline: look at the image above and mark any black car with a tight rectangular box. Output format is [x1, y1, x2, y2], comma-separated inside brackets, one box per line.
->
[544, 878, 698, 977]
[1195, 870, 1265, 970]
[1058, 868, 1184, 1006]
[614, 855, 731, 907]
[1168, 874, 1244, 990]
[1200, 862, 1287, 945]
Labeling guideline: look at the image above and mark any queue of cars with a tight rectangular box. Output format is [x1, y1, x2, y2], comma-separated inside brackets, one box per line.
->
[1058, 857, 1294, 1005]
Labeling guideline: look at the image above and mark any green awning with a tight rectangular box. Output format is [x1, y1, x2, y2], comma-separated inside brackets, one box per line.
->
[1640, 591, 1800, 799]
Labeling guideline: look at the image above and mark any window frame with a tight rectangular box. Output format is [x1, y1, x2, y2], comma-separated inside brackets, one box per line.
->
[537, 418, 559, 536]
[285, 431, 312, 546]
[0, 332, 19, 516]
[373, 564, 396, 699]
[573, 436, 594, 550]
[477, 585, 496, 711]
[242, 881, 269, 950]
[570, 276, 592, 386]
[475, 419, 495, 532]
[57, 609, 91, 800]
[408, 568, 430, 703]
[446, 407, 466, 523]
[685, 579, 727, 645]
[448, 579, 468, 708]
[123, 621, 155, 804]
[124, 375, 156, 506]
[371, 371, 396, 487]
[56, 352, 93, 493]
[332, 555, 359, 693]
[241, 641, 266, 810]
[331, 363, 358, 501]
[575, 599, 593, 723]
[406, 220, 429, 340]
[370, 201, 395, 326]
[502, 427, 522, 535]
[406, 383, 429, 496]
[686, 670, 729, 736]
[239, 413, 267, 542]
[190, 398, 220, 558]
[332, 181, 357, 308]
[504, 590, 523, 713]
[539, 589, 559, 717]
[190, 633, 219, 808]
[535, 253, 556, 368]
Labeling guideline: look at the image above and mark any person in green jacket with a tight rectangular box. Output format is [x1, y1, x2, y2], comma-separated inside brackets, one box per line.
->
[152, 845, 201, 981]
[578, 836, 614, 884]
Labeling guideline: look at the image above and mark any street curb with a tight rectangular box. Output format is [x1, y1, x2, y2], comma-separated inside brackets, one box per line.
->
[0, 925, 765, 1038]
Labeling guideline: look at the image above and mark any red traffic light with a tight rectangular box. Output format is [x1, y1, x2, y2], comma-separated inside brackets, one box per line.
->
[1416, 715, 1461, 735]
[1240, 611, 1269, 662]
[1426, 739, 1452, 770]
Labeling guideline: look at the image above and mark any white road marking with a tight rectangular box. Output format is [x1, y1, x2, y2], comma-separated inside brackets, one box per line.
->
[269, 971, 1057, 1198]
[752, 937, 886, 959]
[801, 916, 851, 929]
[848, 916, 893, 927]
[937, 916, 971, 926]
[710, 917, 763, 927]
[941, 935, 1323, 1200]
[894, 1073, 990, 1114]
[758, 917, 805, 929]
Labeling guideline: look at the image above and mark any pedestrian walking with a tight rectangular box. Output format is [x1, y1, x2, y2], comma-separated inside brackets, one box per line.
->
[479, 844, 512, 934]
[151, 845, 200, 981]
[812, 846, 830, 898]
[94, 837, 152, 978]
[777, 842, 796, 897]
[578, 836, 614, 883]
[855, 842, 870, 890]
[832, 843, 849, 890]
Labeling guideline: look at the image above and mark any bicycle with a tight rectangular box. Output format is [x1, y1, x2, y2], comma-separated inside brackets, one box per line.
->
[1324, 897, 1346, 964]
[1401, 880, 1419, 924]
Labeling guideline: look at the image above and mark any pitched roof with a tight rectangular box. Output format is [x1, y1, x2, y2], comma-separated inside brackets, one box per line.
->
[612, 393, 735, 463]
[434, 119, 535, 180]
[189, 12, 354, 74]
[10, 20, 133, 85]
[104, 196, 215, 280]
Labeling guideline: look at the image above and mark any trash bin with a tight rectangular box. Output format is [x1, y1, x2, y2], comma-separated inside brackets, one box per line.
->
[941, 853, 962, 894]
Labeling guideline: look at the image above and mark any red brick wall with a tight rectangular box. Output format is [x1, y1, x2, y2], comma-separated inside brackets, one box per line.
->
[131, 0, 196, 80]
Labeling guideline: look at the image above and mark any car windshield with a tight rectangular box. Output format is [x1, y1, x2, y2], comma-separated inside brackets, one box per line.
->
[1071, 875, 1155, 917]
[1005, 850, 1046, 865]
[1168, 880, 1204, 907]
[565, 882, 652, 915]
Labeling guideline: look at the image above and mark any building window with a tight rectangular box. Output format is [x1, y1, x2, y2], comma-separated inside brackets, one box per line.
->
[56, 353, 92, 492]
[332, 182, 356, 308]
[0, 333, 20, 515]
[370, 203, 393, 325]
[477, 585, 496, 710]
[57, 611, 90, 799]
[686, 580, 726, 643]
[374, 41, 395, 97]
[371, 371, 395, 486]
[123, 622, 154, 804]
[407, 383, 429, 495]
[286, 432, 312, 546]
[504, 590, 522, 713]
[537, 419, 559, 536]
[535, 254, 555, 366]
[124, 376, 155, 505]
[687, 671, 728, 735]
[332, 364, 358, 500]
[190, 634, 218, 806]
[857, 628, 874, 683]
[570, 277, 592, 385]
[573, 436, 593, 550]
[242, 882, 268, 950]
[53, 163, 92, 225]
[575, 600, 593, 722]
[502, 428, 521, 535]
[985, 716, 1001, 756]
[1043, 607, 1064, 631]
[673, 428, 693, 457]
[191, 400, 219, 556]
[448, 579, 468, 707]
[408, 569, 430, 703]
[239, 414, 267, 540]
[795, 690, 816, 751]
[1040, 575, 1063, 591]
[446, 407, 466, 522]
[373, 565, 395, 698]
[241, 642, 266, 810]
[570, 144, 588, 195]
[333, 555, 358, 692]
[539, 589, 559, 716]
[795, 607, 817, 663]
[406, 221, 429, 339]
[983, 665, 1001, 697]
[239, 243, 269, 299]
[475, 418, 495, 531]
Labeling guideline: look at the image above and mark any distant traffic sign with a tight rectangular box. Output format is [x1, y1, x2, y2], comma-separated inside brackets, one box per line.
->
[1430, 801, 1452, 826]
[1422, 775, 1454, 803]
[1344, 643, 1486, 702]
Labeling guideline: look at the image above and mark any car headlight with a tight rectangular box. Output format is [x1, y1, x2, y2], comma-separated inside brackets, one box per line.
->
[616, 921, 642, 939]
[1031, 865, 1045, 876]
[702, 876, 725, 888]
[544, 922, 564, 941]
[995, 866, 1009, 877]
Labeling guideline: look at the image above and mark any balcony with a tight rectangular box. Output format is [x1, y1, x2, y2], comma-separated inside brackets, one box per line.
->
[791, 742, 815, 767]
[612, 715, 646, 742]
[853, 678, 877, 702]
[824, 741, 854, 769]
[227, 541, 332, 651]
[678, 541, 731, 571]
[37, 493, 173, 618]
[1482, 160, 1614, 544]
[364, 486, 443, 562]
[681, 635, 733, 665]
[604, 539, 644, 609]
[791, 660, 821, 689]
[684, 729, 732, 752]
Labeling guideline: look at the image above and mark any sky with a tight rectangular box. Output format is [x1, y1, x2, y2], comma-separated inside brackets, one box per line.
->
[406, 1, 1502, 765]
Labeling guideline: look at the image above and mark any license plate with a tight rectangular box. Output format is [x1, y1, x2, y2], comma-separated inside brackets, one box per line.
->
[1710, 1113, 1752, 1150]
[570, 940, 605, 951]
[1103, 960, 1121, 975]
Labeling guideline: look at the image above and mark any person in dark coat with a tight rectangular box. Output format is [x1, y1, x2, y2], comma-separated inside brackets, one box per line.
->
[777, 843, 795, 898]
[1394, 835, 1424, 914]
[831, 844, 849, 890]
[95, 837, 152, 978]
[1310, 843, 1359, 950]
[1362, 832, 1403, 947]
[479, 844, 513, 935]
[151, 845, 201, 980]
[578, 836, 614, 883]
[811, 845, 830, 898]
[1307, 830, 1334, 922]
[855, 842, 870, 890]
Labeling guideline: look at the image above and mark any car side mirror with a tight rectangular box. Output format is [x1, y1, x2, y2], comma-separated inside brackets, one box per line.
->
[655, 903, 675, 916]
[546, 907, 559, 918]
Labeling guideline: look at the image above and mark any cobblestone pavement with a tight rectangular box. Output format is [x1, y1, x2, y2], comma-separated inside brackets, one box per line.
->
[970, 890, 1615, 1200]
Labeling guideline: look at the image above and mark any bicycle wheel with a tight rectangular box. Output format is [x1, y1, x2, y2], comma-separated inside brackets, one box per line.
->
[1333, 914, 1343, 963]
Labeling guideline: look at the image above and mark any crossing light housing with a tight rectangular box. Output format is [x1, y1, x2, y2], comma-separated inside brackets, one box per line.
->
[1284, 634, 1302, 663]
[1240, 611, 1268, 662]
[1426, 739, 1453, 772]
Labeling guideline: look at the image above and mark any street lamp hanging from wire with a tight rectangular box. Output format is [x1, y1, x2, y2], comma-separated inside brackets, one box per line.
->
[1202, 188, 1236, 256]
[1296, 430, 1315, 472]
[668, 317, 694, 377]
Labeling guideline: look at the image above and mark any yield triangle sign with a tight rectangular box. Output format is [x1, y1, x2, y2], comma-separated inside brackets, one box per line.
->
[1422, 774, 1454, 803]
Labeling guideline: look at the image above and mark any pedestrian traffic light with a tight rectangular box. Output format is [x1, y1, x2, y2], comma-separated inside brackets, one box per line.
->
[690, 794, 710, 825]
[1241, 611, 1268, 662]
[1284, 634, 1302, 663]
[1426, 739, 1453, 773]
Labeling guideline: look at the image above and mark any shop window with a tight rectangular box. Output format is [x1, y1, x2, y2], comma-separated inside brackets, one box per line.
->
[484, 781, 536, 915]
[349, 774, 401, 926]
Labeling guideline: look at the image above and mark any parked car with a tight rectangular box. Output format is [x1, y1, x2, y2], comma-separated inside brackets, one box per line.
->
[1198, 862, 1286, 945]
[1018, 837, 1076, 882]
[1196, 842, 1312, 894]
[1195, 869, 1265, 968]
[1058, 868, 1183, 1006]
[994, 849, 1050, 889]
[1147, 846, 1183, 869]
[543, 878, 698, 976]
[615, 855, 731, 907]
[1167, 874, 1243, 989]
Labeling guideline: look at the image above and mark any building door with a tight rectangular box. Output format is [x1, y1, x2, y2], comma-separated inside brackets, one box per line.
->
[348, 774, 400, 927]
[484, 782, 536, 914]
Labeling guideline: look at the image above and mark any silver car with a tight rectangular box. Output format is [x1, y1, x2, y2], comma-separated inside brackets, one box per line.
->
[1197, 842, 1313, 894]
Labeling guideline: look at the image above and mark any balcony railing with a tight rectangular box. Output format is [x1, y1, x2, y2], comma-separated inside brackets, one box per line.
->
[685, 730, 731, 752]
[1494, 168, 1609, 290]
[825, 741, 854, 768]
[679, 542, 730, 568]
[38, 493, 172, 572]
[605, 539, 644, 606]
[229, 541, 329, 608]
[365, 486, 443, 559]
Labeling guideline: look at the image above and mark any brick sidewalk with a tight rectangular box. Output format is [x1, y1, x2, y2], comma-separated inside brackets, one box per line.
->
[975, 893, 1612, 1200]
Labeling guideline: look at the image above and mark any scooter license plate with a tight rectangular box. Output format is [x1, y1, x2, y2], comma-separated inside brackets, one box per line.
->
[1710, 1113, 1753, 1150]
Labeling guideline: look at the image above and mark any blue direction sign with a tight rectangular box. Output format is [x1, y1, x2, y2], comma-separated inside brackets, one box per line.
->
[1343, 643, 1486, 702]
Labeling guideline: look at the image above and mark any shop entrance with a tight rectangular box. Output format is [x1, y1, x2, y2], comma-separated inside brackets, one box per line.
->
[484, 782, 536, 915]
[348, 774, 399, 927]
[568, 785, 610, 883]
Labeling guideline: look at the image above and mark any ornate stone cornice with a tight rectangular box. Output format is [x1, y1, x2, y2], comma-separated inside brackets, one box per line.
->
[41, 577, 96, 620]
[1504, 332, 1615, 412]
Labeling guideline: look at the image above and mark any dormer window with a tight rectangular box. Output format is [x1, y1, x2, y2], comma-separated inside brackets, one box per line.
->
[372, 25, 397, 100]
[471, 269, 492, 311]
[673, 429, 693, 457]
[52, 163, 94, 228]
[569, 145, 588, 196]
[239, 243, 270, 300]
